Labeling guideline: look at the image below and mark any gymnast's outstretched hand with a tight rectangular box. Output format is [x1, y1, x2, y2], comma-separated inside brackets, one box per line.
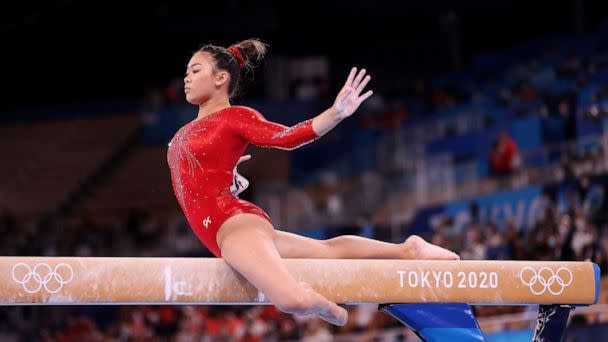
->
[333, 67, 374, 120]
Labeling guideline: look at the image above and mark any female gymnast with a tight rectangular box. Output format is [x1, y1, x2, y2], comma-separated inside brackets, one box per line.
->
[167, 38, 459, 326]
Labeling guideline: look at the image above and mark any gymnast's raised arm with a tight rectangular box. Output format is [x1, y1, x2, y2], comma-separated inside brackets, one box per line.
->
[231, 67, 373, 150]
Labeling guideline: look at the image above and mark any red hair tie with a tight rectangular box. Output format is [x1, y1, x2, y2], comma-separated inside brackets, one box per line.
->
[226, 46, 246, 69]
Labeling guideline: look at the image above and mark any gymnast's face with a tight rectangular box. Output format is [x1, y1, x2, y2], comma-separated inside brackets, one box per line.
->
[184, 52, 230, 105]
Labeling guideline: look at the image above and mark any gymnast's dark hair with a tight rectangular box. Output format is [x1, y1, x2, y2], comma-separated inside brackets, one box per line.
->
[197, 38, 268, 98]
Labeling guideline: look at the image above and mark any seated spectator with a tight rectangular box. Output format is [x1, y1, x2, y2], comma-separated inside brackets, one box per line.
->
[489, 132, 521, 177]
[516, 80, 537, 102]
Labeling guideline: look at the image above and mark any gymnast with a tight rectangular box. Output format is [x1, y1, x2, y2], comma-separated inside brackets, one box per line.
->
[167, 38, 460, 326]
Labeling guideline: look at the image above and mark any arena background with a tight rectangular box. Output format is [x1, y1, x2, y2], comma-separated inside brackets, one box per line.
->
[2, 1, 608, 341]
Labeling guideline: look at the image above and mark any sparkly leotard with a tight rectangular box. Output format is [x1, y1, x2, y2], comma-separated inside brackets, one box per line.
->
[167, 105, 320, 257]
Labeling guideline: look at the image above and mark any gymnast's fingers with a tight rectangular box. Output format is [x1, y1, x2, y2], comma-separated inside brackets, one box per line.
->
[355, 75, 371, 96]
[357, 90, 374, 105]
[352, 68, 366, 90]
[344, 67, 357, 88]
[237, 154, 251, 165]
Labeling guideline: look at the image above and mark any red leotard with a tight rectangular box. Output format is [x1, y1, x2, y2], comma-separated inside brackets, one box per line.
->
[167, 106, 320, 257]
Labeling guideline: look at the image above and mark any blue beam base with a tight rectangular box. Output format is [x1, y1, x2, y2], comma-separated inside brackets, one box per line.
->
[380, 303, 576, 342]
[380, 303, 485, 342]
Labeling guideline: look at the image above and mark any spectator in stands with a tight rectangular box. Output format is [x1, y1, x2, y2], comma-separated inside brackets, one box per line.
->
[489, 131, 521, 177]
[497, 86, 513, 106]
[593, 234, 608, 274]
[557, 212, 576, 261]
[556, 55, 583, 79]
[529, 207, 558, 260]
[485, 223, 509, 260]
[571, 210, 596, 260]
[504, 218, 526, 260]
[579, 176, 605, 219]
[452, 201, 480, 235]
[166, 77, 186, 105]
[431, 87, 455, 110]
[461, 225, 486, 260]
[516, 80, 537, 103]
[375, 101, 409, 131]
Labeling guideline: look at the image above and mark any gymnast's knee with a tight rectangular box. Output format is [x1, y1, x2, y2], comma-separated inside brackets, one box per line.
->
[323, 236, 355, 257]
[324, 236, 344, 246]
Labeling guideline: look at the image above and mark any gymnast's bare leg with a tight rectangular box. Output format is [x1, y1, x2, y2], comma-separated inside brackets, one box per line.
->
[274, 230, 460, 260]
[232, 162, 459, 261]
[232, 161, 458, 260]
[216, 213, 348, 326]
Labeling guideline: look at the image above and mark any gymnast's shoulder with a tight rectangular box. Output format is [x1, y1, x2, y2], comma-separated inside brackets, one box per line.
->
[228, 105, 265, 118]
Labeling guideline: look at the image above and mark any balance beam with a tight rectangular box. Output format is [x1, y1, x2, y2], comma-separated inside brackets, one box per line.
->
[0, 257, 599, 305]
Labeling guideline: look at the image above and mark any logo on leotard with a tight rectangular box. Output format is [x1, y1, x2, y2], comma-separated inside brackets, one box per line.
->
[203, 216, 212, 228]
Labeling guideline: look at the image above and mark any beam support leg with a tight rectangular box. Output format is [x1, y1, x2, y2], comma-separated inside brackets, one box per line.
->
[531, 305, 573, 342]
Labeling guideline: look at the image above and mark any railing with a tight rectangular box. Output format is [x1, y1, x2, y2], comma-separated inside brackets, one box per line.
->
[382, 133, 607, 206]
[407, 107, 490, 143]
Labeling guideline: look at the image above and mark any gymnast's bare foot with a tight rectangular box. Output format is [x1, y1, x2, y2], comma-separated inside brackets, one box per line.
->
[402, 235, 460, 260]
[299, 282, 348, 326]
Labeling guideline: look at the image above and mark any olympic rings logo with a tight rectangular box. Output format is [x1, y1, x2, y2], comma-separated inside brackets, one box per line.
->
[519, 266, 573, 295]
[11, 263, 74, 294]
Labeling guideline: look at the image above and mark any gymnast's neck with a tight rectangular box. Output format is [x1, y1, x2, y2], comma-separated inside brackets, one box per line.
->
[197, 95, 231, 120]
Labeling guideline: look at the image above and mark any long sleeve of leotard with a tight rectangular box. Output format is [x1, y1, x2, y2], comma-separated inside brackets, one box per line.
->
[232, 107, 320, 150]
